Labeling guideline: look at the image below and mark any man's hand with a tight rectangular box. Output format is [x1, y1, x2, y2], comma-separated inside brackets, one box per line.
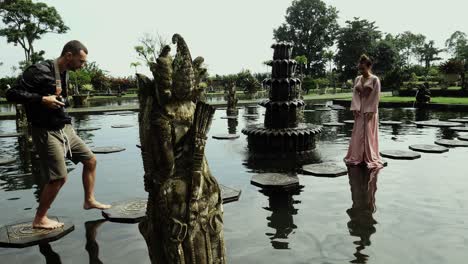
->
[41, 95, 65, 109]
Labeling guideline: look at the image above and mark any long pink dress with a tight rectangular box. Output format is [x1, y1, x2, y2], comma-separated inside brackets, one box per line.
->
[344, 74, 383, 169]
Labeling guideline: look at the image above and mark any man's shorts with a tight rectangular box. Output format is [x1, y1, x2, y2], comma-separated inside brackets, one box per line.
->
[32, 124, 95, 181]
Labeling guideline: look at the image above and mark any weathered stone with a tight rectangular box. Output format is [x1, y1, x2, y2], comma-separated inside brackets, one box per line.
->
[458, 135, 468, 141]
[91, 146, 126, 154]
[302, 162, 348, 177]
[380, 150, 421, 160]
[0, 217, 74, 248]
[448, 118, 468, 123]
[111, 124, 133, 128]
[323, 122, 345, 127]
[251, 173, 299, 189]
[380, 121, 402, 126]
[409, 144, 449, 153]
[414, 120, 463, 127]
[220, 116, 238, 119]
[220, 184, 241, 204]
[212, 134, 240, 140]
[0, 157, 15, 166]
[101, 198, 147, 223]
[449, 127, 468, 132]
[0, 132, 24, 138]
[435, 139, 468, 147]
[76, 127, 101, 132]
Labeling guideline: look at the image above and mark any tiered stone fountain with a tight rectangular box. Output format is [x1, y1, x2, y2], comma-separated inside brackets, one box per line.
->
[242, 43, 322, 161]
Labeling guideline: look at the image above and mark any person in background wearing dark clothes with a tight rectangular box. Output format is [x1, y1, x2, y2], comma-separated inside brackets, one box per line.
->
[6, 40, 110, 229]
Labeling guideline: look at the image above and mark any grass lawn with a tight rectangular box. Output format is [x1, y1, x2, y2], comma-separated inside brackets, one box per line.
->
[380, 96, 468, 105]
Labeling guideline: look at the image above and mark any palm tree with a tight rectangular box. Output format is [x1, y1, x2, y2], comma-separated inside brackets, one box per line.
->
[130, 62, 141, 89]
[323, 50, 334, 73]
[294, 55, 308, 81]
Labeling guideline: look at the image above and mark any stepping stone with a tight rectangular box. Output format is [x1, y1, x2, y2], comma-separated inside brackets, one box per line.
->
[91, 146, 126, 154]
[380, 150, 421, 160]
[220, 184, 241, 204]
[102, 198, 147, 223]
[76, 127, 101, 132]
[458, 135, 468, 141]
[414, 120, 463, 127]
[105, 111, 135, 115]
[111, 124, 133, 128]
[343, 120, 355, 125]
[0, 132, 24, 138]
[220, 116, 238, 120]
[329, 105, 346, 110]
[251, 173, 299, 190]
[0, 157, 15, 166]
[448, 118, 468, 123]
[409, 144, 449, 153]
[449, 127, 468, 132]
[315, 107, 331, 111]
[302, 162, 348, 177]
[303, 110, 315, 113]
[313, 103, 327, 107]
[212, 134, 240, 140]
[380, 121, 402, 126]
[216, 107, 227, 110]
[323, 122, 345, 127]
[435, 139, 468, 148]
[243, 114, 258, 118]
[0, 216, 74, 248]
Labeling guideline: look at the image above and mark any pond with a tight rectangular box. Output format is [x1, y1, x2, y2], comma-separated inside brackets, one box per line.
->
[0, 103, 467, 264]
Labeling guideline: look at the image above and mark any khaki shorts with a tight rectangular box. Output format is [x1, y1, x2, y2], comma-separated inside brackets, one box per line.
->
[32, 124, 95, 181]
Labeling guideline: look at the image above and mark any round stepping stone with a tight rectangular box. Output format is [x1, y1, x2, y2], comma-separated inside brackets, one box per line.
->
[409, 144, 449, 153]
[414, 120, 463, 127]
[220, 184, 241, 204]
[323, 122, 345, 127]
[343, 120, 355, 125]
[302, 162, 348, 177]
[102, 198, 147, 223]
[380, 150, 421, 160]
[76, 127, 101, 132]
[0, 216, 74, 248]
[251, 173, 299, 190]
[91, 146, 126, 154]
[0, 157, 15, 166]
[380, 121, 402, 126]
[105, 111, 135, 115]
[458, 135, 468, 141]
[313, 103, 327, 107]
[111, 124, 133, 128]
[315, 107, 331, 111]
[212, 134, 240, 140]
[448, 118, 468, 123]
[303, 110, 315, 113]
[435, 139, 468, 147]
[0, 132, 24, 138]
[220, 116, 238, 120]
[243, 114, 258, 118]
[449, 127, 468, 132]
[329, 105, 346, 110]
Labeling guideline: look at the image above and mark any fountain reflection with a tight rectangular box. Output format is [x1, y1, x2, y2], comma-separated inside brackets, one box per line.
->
[85, 219, 107, 264]
[227, 118, 238, 134]
[346, 165, 381, 264]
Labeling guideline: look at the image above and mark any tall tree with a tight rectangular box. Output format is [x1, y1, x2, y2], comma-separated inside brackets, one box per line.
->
[335, 18, 381, 81]
[445, 31, 468, 60]
[415, 40, 443, 69]
[372, 39, 399, 75]
[394, 31, 426, 66]
[273, 0, 339, 76]
[323, 50, 334, 73]
[0, 0, 69, 66]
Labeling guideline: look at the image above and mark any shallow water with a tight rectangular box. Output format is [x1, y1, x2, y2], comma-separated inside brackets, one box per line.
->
[1, 103, 468, 264]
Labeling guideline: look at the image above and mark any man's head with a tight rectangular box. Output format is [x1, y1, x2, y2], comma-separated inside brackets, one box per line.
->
[60, 40, 88, 71]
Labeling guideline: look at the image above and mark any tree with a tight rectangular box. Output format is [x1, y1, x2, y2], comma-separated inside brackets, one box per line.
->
[372, 40, 399, 75]
[0, 0, 68, 66]
[335, 18, 381, 81]
[323, 50, 334, 73]
[130, 62, 141, 74]
[294, 55, 308, 80]
[394, 31, 426, 66]
[273, 0, 339, 76]
[134, 33, 168, 66]
[236, 70, 261, 98]
[415, 40, 443, 69]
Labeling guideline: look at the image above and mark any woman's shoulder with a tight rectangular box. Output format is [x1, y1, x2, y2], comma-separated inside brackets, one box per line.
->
[370, 74, 380, 81]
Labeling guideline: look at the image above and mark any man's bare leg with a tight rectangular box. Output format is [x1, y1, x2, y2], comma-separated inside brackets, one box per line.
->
[82, 157, 111, 210]
[33, 179, 66, 229]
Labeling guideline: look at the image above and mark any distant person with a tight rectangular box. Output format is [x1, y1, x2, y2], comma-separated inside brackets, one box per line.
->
[6, 40, 110, 230]
[344, 55, 383, 169]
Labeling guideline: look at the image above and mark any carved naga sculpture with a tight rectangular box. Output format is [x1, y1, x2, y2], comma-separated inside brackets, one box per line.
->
[137, 33, 226, 264]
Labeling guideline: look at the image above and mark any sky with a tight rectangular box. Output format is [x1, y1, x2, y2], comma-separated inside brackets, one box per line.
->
[0, 0, 467, 78]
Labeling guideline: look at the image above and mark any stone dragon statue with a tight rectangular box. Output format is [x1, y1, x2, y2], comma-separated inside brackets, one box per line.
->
[137, 33, 226, 264]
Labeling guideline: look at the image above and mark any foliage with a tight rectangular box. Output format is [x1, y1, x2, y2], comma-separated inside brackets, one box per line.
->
[415, 40, 443, 69]
[445, 31, 468, 60]
[372, 39, 399, 75]
[274, 0, 339, 76]
[0, 0, 68, 65]
[393, 31, 426, 66]
[335, 17, 382, 81]
[439, 59, 465, 74]
[134, 33, 168, 66]
[236, 70, 261, 96]
[0, 76, 17, 97]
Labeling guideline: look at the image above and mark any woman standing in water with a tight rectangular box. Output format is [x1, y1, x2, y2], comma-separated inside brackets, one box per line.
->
[344, 55, 383, 169]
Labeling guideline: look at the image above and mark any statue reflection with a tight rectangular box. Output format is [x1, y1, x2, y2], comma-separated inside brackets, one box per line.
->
[227, 118, 238, 134]
[260, 187, 302, 250]
[346, 165, 381, 264]
[39, 243, 62, 264]
[85, 219, 106, 264]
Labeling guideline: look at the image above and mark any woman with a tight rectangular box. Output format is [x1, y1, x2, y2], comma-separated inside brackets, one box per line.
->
[344, 54, 383, 169]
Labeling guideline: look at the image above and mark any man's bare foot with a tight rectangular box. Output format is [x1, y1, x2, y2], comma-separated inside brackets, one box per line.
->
[32, 216, 64, 230]
[83, 200, 111, 210]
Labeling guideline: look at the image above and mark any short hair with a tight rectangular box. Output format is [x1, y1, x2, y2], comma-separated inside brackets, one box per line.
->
[359, 54, 372, 67]
[61, 40, 88, 56]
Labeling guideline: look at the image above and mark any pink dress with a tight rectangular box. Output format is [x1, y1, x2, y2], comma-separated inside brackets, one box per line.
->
[344, 75, 383, 169]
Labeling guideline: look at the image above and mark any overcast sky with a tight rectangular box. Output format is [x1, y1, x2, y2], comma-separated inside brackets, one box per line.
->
[1, 0, 467, 77]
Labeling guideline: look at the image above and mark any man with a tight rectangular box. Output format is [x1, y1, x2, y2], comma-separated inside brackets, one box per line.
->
[6, 40, 110, 229]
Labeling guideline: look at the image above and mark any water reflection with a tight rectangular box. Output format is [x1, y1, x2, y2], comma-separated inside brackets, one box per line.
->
[39, 243, 62, 264]
[85, 219, 107, 264]
[346, 165, 381, 264]
[227, 119, 238, 134]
